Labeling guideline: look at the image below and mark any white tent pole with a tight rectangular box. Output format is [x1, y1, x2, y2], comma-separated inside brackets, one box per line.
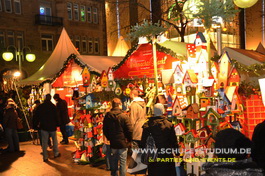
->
[13, 81, 33, 139]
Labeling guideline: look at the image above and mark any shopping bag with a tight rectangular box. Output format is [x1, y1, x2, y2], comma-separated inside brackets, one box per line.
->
[127, 148, 147, 174]
[141, 133, 157, 165]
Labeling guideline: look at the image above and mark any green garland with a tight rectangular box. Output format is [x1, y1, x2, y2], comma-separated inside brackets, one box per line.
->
[211, 55, 265, 76]
[39, 54, 100, 87]
[112, 43, 139, 71]
[112, 42, 186, 71]
[238, 80, 260, 98]
[230, 59, 265, 76]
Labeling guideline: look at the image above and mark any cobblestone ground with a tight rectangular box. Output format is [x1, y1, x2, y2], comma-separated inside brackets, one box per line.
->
[0, 135, 112, 176]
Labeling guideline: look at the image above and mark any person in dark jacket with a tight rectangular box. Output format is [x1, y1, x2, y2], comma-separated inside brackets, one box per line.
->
[32, 100, 52, 148]
[141, 103, 178, 176]
[202, 128, 263, 176]
[103, 98, 133, 176]
[252, 120, 265, 171]
[53, 93, 70, 144]
[35, 94, 60, 162]
[2, 101, 20, 152]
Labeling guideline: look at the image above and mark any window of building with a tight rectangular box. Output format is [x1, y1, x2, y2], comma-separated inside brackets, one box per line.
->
[82, 36, 87, 53]
[0, 31, 5, 48]
[93, 7, 98, 24]
[87, 6, 92, 23]
[14, 0, 21, 14]
[74, 4, 79, 21]
[75, 36, 80, 51]
[70, 35, 73, 43]
[4, 0, 12, 13]
[0, 0, 3, 11]
[80, 5, 86, 22]
[7, 31, 14, 46]
[41, 34, 53, 51]
[94, 38, 99, 54]
[16, 32, 23, 49]
[88, 38, 93, 54]
[67, 2, 72, 20]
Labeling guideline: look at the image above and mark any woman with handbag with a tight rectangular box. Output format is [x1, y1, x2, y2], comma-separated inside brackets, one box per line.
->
[2, 99, 20, 152]
[141, 103, 178, 176]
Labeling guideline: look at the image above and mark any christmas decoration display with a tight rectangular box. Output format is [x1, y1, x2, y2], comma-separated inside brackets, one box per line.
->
[22, 30, 265, 174]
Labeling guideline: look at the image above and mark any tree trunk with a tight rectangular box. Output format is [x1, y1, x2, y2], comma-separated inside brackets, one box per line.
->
[206, 28, 212, 76]
[152, 37, 158, 95]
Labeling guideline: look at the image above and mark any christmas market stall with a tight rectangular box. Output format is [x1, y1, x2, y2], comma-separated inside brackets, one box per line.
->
[113, 31, 265, 175]
[17, 28, 124, 164]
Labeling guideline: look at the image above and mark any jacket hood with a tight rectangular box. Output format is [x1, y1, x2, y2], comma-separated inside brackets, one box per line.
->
[132, 97, 145, 102]
[143, 116, 169, 135]
[107, 108, 123, 119]
[131, 98, 146, 109]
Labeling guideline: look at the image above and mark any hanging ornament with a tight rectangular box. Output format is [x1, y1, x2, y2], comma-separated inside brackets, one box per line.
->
[233, 0, 258, 8]
[107, 67, 115, 90]
[90, 75, 98, 92]
[115, 84, 122, 96]
[82, 66, 90, 87]
[124, 87, 131, 96]
[100, 70, 108, 88]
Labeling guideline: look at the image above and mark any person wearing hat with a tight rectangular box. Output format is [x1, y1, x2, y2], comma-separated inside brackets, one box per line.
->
[252, 120, 265, 172]
[2, 99, 21, 152]
[202, 128, 263, 175]
[140, 103, 178, 176]
[53, 93, 70, 144]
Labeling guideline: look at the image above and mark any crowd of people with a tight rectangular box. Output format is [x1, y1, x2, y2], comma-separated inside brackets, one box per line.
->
[102, 88, 265, 176]
[1, 88, 265, 176]
[0, 92, 70, 163]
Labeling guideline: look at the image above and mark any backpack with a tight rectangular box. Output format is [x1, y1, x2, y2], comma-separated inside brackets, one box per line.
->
[141, 132, 158, 165]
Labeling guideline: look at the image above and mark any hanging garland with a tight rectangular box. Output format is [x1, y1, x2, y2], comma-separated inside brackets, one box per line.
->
[230, 59, 265, 76]
[156, 43, 186, 61]
[211, 55, 265, 76]
[112, 43, 139, 71]
[238, 80, 260, 98]
[112, 42, 186, 71]
[39, 54, 100, 87]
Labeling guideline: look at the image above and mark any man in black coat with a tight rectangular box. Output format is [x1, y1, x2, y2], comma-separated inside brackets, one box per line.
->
[103, 98, 133, 176]
[35, 94, 60, 162]
[252, 120, 265, 171]
[53, 93, 70, 144]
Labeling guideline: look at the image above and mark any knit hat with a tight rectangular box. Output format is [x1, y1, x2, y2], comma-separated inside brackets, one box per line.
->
[214, 128, 251, 160]
[6, 98, 16, 108]
[153, 103, 165, 116]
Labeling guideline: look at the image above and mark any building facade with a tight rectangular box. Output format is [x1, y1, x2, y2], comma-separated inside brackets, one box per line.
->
[0, 0, 107, 78]
[106, 0, 264, 56]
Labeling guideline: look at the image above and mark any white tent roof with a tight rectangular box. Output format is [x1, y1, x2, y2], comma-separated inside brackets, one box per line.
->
[77, 55, 123, 73]
[19, 28, 80, 85]
[111, 36, 130, 56]
[223, 47, 265, 65]
[19, 28, 123, 86]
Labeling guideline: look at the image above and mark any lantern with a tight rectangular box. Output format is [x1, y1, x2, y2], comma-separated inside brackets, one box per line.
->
[2, 52, 14, 61]
[233, 0, 258, 8]
[26, 54, 36, 62]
